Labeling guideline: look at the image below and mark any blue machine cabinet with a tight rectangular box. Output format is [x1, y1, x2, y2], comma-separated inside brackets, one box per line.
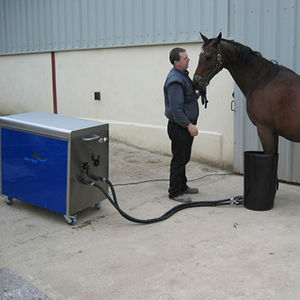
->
[0, 112, 109, 224]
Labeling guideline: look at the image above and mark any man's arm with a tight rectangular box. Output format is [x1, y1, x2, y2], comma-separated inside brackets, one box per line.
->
[167, 83, 198, 136]
[167, 83, 190, 127]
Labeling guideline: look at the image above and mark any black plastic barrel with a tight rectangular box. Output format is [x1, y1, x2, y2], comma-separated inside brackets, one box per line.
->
[244, 151, 278, 211]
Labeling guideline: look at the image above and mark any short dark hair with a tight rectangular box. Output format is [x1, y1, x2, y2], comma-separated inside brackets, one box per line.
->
[169, 47, 186, 65]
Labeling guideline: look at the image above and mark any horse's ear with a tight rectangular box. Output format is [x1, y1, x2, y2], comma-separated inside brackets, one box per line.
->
[200, 32, 208, 43]
[217, 32, 222, 43]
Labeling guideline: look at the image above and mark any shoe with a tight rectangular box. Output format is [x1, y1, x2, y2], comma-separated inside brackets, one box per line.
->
[183, 187, 199, 194]
[169, 194, 192, 203]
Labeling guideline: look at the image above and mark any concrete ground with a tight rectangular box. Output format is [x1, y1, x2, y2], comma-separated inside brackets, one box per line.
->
[1, 140, 300, 300]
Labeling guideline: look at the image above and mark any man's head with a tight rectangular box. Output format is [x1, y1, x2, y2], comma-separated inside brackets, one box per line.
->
[169, 47, 190, 70]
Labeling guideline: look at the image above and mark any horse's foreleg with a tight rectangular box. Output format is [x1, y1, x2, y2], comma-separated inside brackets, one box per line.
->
[257, 126, 279, 190]
[257, 126, 278, 154]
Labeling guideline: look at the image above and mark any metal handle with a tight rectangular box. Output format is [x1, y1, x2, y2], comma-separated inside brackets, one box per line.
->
[231, 100, 235, 112]
[81, 134, 100, 142]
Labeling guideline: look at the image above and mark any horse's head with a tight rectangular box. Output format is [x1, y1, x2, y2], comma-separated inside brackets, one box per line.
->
[193, 32, 223, 90]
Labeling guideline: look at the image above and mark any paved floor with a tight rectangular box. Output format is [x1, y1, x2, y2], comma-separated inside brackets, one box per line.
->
[1, 141, 300, 299]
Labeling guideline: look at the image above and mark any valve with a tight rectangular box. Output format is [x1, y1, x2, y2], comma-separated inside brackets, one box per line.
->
[80, 161, 90, 174]
[92, 154, 100, 167]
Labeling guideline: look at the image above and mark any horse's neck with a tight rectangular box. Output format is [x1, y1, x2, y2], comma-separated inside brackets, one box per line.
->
[227, 65, 254, 96]
[223, 45, 268, 97]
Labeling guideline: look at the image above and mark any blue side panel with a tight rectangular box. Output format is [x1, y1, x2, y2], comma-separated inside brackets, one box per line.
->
[1, 128, 68, 215]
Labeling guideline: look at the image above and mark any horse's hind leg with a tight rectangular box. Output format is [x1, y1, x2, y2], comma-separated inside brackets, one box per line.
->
[257, 126, 278, 154]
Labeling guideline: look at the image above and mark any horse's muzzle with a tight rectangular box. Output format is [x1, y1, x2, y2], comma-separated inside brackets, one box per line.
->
[192, 80, 207, 93]
[193, 77, 208, 90]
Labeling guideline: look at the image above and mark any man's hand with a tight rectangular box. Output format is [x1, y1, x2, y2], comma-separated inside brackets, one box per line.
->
[187, 123, 198, 137]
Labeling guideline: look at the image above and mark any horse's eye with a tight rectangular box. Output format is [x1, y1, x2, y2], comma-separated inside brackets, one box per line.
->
[206, 55, 212, 61]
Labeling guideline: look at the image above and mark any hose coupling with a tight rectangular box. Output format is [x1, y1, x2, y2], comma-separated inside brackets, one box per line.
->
[79, 177, 95, 187]
[88, 181, 96, 187]
[100, 177, 107, 183]
[230, 195, 244, 205]
[89, 174, 106, 182]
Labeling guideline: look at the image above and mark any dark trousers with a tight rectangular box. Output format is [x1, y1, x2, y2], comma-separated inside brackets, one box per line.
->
[167, 120, 194, 197]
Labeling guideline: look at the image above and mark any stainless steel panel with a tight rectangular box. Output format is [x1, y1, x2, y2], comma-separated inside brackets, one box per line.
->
[68, 125, 109, 215]
[0, 112, 106, 139]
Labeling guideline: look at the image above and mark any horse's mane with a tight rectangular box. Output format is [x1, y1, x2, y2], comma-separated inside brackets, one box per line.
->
[202, 38, 262, 62]
[202, 38, 279, 78]
[222, 39, 262, 63]
[224, 39, 279, 78]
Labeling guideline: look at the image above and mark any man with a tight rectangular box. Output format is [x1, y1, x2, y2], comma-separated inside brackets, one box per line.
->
[164, 47, 199, 202]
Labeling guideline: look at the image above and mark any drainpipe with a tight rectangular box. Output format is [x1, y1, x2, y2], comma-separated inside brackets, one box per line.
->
[51, 51, 58, 114]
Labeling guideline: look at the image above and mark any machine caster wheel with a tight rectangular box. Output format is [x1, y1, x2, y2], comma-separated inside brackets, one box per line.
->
[95, 202, 101, 210]
[64, 215, 77, 225]
[6, 197, 13, 206]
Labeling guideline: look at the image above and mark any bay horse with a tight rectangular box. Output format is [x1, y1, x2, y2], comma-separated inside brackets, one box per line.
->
[193, 33, 300, 154]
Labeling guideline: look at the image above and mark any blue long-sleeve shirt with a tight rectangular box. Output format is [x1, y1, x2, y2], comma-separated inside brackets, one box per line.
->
[164, 67, 199, 128]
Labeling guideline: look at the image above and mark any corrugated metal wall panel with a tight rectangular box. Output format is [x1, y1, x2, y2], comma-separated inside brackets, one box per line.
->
[0, 0, 231, 55]
[0, 1, 5, 53]
[233, 0, 300, 183]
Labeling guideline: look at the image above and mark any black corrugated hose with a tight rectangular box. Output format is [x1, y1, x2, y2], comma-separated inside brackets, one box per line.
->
[80, 175, 244, 224]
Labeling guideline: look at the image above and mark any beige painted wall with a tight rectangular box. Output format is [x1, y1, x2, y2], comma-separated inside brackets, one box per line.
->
[0, 43, 234, 168]
[0, 53, 53, 114]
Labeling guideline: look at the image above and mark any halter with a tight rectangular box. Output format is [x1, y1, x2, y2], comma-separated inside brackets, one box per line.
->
[194, 43, 223, 86]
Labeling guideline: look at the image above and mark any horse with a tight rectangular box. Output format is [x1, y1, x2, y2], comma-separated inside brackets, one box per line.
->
[193, 32, 300, 154]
